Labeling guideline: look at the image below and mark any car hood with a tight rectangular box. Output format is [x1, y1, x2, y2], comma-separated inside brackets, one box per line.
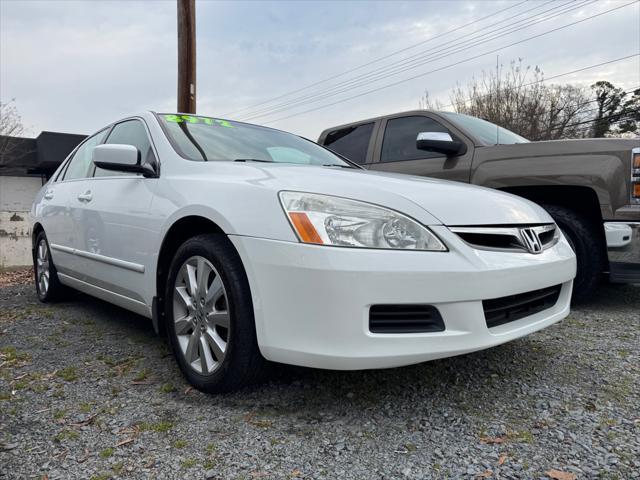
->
[218, 163, 552, 226]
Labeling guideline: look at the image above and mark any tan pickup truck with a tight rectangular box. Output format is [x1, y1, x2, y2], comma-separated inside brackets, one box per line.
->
[318, 110, 640, 302]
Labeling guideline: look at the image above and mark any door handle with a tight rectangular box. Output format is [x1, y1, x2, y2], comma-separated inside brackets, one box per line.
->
[77, 191, 93, 202]
[44, 190, 54, 200]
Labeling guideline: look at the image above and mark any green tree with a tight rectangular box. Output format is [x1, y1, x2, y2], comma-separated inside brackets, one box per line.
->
[590, 81, 627, 137]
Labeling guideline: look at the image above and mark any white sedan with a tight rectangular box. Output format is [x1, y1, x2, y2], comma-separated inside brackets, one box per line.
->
[31, 112, 576, 392]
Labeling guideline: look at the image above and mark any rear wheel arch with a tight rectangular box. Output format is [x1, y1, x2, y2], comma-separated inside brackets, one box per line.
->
[32, 222, 44, 250]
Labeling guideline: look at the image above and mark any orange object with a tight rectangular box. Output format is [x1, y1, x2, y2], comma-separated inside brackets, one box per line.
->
[633, 152, 640, 169]
[633, 182, 640, 198]
[289, 212, 323, 244]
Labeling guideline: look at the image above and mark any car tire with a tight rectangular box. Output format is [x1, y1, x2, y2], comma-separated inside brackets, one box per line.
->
[33, 231, 65, 302]
[164, 233, 266, 393]
[541, 204, 605, 303]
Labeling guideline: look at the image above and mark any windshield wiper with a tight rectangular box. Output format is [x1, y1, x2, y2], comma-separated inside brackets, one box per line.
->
[321, 163, 356, 169]
[233, 158, 275, 163]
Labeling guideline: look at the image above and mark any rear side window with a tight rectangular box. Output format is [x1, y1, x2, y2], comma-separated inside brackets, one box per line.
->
[381, 116, 450, 162]
[95, 119, 154, 177]
[62, 129, 108, 181]
[323, 123, 374, 164]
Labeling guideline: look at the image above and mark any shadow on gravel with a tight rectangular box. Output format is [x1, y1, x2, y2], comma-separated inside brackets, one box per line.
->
[61, 287, 556, 403]
[7, 282, 637, 417]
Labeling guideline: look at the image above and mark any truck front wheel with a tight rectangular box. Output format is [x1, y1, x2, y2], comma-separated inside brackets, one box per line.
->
[541, 204, 606, 303]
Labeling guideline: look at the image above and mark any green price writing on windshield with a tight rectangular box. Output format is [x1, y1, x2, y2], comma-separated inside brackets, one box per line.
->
[163, 114, 233, 128]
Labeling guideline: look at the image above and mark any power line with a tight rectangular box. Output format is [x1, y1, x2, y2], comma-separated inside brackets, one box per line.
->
[221, 0, 530, 117]
[262, 2, 639, 125]
[241, 0, 591, 121]
[437, 62, 639, 111]
[236, 0, 564, 120]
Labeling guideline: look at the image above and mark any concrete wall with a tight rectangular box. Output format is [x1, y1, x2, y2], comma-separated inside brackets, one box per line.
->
[0, 176, 44, 268]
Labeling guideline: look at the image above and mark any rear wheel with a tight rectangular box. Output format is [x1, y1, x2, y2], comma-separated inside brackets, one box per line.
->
[33, 231, 65, 302]
[164, 234, 266, 393]
[541, 204, 606, 303]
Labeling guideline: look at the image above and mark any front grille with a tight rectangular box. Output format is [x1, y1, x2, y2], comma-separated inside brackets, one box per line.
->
[369, 305, 445, 334]
[483, 285, 562, 328]
[450, 224, 558, 253]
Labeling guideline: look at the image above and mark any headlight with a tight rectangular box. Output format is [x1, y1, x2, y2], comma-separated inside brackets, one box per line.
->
[279, 191, 447, 251]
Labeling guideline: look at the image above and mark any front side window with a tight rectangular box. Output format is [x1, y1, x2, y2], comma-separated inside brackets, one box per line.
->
[95, 119, 154, 177]
[323, 123, 374, 164]
[157, 114, 352, 167]
[381, 116, 451, 163]
[62, 129, 108, 181]
[440, 112, 529, 145]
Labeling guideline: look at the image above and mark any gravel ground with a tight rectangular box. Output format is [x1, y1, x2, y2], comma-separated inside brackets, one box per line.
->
[0, 272, 638, 480]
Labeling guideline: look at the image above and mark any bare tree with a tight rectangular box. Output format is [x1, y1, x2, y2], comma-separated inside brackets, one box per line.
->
[420, 60, 593, 141]
[0, 99, 27, 161]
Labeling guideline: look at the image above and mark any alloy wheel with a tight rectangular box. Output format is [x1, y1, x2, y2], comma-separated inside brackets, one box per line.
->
[172, 256, 230, 375]
[36, 239, 50, 296]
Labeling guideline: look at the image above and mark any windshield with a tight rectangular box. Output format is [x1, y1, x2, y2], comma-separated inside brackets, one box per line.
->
[440, 112, 529, 145]
[157, 114, 353, 167]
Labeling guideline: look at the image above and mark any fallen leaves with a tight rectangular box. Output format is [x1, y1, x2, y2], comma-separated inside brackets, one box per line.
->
[475, 470, 493, 478]
[545, 469, 577, 480]
[115, 437, 135, 448]
[479, 436, 505, 445]
[0, 268, 32, 288]
[68, 413, 98, 428]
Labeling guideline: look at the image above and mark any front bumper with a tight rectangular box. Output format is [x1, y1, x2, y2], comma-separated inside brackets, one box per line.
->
[605, 221, 640, 283]
[229, 226, 576, 370]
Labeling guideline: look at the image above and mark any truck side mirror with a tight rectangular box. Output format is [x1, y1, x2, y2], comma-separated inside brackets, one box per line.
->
[416, 132, 466, 156]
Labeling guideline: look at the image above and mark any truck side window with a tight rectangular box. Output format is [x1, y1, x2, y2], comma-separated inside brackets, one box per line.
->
[323, 123, 374, 164]
[381, 116, 450, 162]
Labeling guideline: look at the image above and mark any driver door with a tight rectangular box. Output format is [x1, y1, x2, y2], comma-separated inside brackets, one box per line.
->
[70, 118, 160, 310]
[368, 114, 473, 183]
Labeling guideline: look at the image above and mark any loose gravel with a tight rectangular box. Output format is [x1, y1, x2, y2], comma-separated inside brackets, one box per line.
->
[0, 273, 638, 480]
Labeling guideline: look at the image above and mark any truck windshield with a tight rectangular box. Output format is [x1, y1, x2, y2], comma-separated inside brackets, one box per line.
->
[157, 113, 353, 167]
[440, 112, 529, 145]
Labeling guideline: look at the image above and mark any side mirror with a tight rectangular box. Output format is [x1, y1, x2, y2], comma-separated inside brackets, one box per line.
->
[92, 144, 157, 177]
[416, 132, 466, 156]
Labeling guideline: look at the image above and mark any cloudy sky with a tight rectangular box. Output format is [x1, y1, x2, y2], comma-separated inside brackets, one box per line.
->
[1, 0, 638, 139]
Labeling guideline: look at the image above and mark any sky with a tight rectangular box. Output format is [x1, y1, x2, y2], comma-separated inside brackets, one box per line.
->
[1, 0, 639, 140]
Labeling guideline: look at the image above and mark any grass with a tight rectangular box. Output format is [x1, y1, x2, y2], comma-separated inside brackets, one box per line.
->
[173, 439, 188, 449]
[53, 409, 67, 420]
[0, 346, 31, 364]
[139, 421, 174, 433]
[89, 474, 110, 480]
[133, 368, 151, 381]
[181, 458, 197, 469]
[159, 382, 176, 393]
[79, 402, 92, 414]
[99, 447, 114, 458]
[55, 429, 80, 442]
[507, 430, 535, 444]
[56, 366, 78, 382]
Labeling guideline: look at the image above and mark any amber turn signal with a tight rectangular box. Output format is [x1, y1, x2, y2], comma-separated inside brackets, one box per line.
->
[633, 182, 640, 198]
[634, 152, 640, 169]
[288, 212, 324, 244]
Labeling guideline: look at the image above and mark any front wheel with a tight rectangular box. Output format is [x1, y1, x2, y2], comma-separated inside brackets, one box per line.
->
[541, 204, 606, 303]
[164, 234, 266, 393]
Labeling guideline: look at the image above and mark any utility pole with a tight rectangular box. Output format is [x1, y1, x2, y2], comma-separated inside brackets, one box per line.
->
[177, 0, 196, 113]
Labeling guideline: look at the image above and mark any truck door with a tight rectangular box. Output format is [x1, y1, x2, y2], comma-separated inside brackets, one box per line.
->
[368, 113, 473, 183]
